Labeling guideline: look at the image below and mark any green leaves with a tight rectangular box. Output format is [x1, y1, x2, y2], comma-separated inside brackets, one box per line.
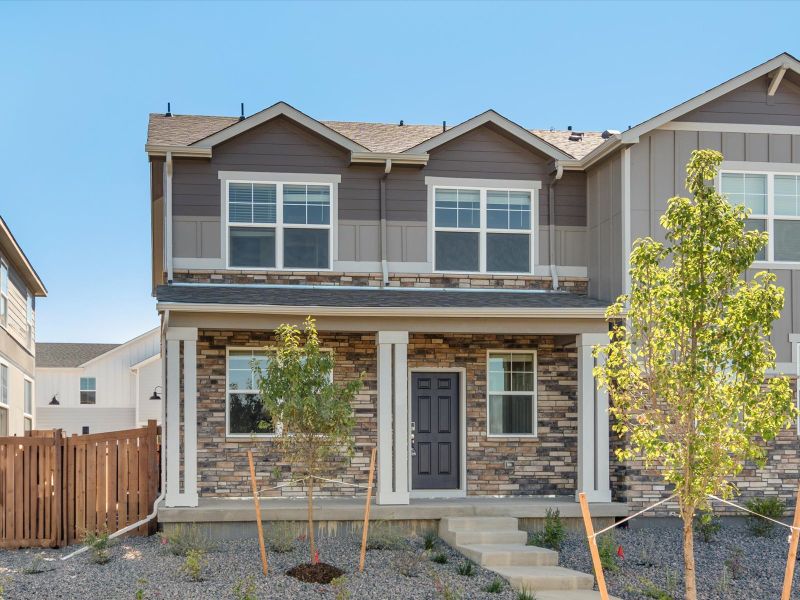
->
[596, 149, 797, 510]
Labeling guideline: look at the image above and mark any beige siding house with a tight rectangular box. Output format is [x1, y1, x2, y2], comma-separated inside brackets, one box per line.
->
[0, 217, 46, 436]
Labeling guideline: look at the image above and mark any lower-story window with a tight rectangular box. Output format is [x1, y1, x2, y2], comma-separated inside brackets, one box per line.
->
[24, 417, 32, 432]
[227, 349, 274, 436]
[0, 406, 7, 435]
[487, 350, 537, 436]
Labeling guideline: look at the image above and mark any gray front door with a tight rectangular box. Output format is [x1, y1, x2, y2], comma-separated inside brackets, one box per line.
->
[411, 372, 459, 490]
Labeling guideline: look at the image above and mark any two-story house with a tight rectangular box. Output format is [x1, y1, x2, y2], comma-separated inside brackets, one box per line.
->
[0, 217, 47, 436]
[147, 52, 800, 517]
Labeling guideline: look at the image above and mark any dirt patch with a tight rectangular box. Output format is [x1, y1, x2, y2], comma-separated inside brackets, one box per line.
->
[285, 562, 345, 584]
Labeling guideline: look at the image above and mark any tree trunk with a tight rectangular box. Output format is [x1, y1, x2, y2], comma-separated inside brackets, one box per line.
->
[682, 506, 697, 600]
[307, 477, 316, 564]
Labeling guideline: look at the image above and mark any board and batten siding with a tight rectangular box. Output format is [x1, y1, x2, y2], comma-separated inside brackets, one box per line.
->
[169, 118, 589, 270]
[586, 153, 623, 302]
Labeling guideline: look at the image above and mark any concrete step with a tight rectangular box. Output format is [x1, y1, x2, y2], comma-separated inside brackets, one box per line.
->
[459, 543, 558, 567]
[491, 565, 595, 591]
[440, 528, 528, 546]
[439, 516, 519, 532]
[536, 591, 623, 600]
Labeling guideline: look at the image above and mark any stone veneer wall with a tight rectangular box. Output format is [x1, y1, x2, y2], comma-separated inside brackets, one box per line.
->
[195, 329, 580, 498]
[172, 270, 589, 295]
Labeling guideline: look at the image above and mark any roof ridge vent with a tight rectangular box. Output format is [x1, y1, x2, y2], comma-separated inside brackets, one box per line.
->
[568, 131, 584, 142]
[601, 129, 621, 139]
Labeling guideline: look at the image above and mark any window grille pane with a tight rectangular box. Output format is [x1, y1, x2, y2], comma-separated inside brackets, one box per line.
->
[489, 394, 533, 434]
[229, 392, 274, 434]
[229, 227, 276, 268]
[435, 188, 480, 228]
[744, 219, 767, 261]
[721, 173, 766, 214]
[229, 183, 276, 224]
[283, 228, 329, 268]
[283, 185, 330, 225]
[775, 220, 800, 261]
[486, 233, 530, 273]
[775, 175, 800, 216]
[80, 377, 96, 391]
[435, 231, 479, 271]
[80, 391, 96, 405]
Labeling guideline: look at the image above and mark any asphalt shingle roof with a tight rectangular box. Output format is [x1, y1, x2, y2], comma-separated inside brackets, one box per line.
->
[156, 284, 608, 310]
[36, 343, 120, 368]
[147, 113, 607, 160]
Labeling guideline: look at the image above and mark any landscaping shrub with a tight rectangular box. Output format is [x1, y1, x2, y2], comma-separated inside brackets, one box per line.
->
[265, 522, 295, 553]
[456, 559, 475, 577]
[366, 521, 406, 550]
[695, 509, 721, 542]
[724, 546, 745, 579]
[483, 577, 505, 593]
[232, 575, 257, 600]
[431, 551, 448, 564]
[181, 549, 206, 582]
[432, 574, 461, 600]
[596, 533, 619, 572]
[83, 530, 112, 564]
[423, 530, 439, 551]
[527, 508, 566, 551]
[745, 497, 785, 537]
[392, 550, 426, 577]
[22, 555, 46, 575]
[331, 575, 351, 600]
[134, 578, 148, 600]
[515, 588, 536, 600]
[161, 524, 215, 556]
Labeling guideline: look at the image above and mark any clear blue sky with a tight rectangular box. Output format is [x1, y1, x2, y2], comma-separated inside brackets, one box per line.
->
[1, 1, 796, 343]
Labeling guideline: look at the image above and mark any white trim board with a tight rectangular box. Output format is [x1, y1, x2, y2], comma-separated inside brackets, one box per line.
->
[659, 122, 800, 135]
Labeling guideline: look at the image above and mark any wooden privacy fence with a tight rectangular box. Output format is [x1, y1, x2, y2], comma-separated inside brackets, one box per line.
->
[0, 421, 160, 549]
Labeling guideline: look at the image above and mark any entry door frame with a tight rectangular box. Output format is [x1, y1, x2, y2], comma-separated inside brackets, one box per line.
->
[408, 367, 467, 499]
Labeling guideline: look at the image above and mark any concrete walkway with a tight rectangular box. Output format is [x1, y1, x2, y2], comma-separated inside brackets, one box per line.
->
[439, 516, 621, 599]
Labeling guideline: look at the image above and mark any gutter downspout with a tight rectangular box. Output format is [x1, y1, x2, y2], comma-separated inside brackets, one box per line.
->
[380, 159, 392, 285]
[165, 152, 174, 283]
[549, 164, 564, 290]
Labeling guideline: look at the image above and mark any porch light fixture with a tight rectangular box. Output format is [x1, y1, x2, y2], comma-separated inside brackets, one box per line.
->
[149, 386, 162, 401]
[49, 394, 59, 406]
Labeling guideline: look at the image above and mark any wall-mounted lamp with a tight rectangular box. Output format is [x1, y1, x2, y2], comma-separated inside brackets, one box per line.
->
[149, 386, 162, 401]
[49, 394, 60, 406]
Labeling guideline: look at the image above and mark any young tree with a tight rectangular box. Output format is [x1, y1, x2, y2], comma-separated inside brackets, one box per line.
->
[595, 150, 797, 600]
[256, 317, 363, 565]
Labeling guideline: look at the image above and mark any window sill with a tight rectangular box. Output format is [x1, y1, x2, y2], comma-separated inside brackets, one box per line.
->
[486, 434, 539, 440]
[225, 435, 278, 442]
[227, 266, 334, 272]
[751, 261, 800, 270]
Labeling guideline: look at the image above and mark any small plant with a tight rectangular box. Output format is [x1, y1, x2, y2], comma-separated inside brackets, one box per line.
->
[694, 509, 721, 542]
[83, 530, 112, 564]
[483, 577, 505, 593]
[134, 578, 148, 600]
[717, 564, 732, 595]
[331, 576, 351, 600]
[22, 555, 46, 574]
[432, 574, 461, 600]
[232, 575, 257, 600]
[516, 588, 537, 600]
[392, 550, 426, 577]
[634, 535, 657, 567]
[366, 521, 406, 550]
[181, 549, 206, 582]
[265, 522, 295, 553]
[527, 508, 566, 551]
[456, 559, 475, 577]
[161, 524, 215, 556]
[724, 546, 745, 579]
[431, 550, 448, 564]
[633, 578, 671, 600]
[596, 533, 618, 572]
[745, 496, 785, 537]
[423, 530, 439, 551]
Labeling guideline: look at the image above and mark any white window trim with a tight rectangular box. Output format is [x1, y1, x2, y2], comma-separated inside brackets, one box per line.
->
[485, 349, 538, 439]
[79, 376, 97, 405]
[0, 259, 8, 330]
[425, 177, 540, 275]
[219, 171, 340, 272]
[0, 359, 9, 409]
[225, 346, 276, 439]
[719, 168, 800, 267]
[22, 376, 33, 420]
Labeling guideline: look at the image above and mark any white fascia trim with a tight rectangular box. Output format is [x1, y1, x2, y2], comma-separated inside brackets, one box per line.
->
[156, 301, 608, 319]
[408, 110, 573, 161]
[621, 54, 800, 143]
[145, 145, 212, 158]
[217, 171, 341, 184]
[350, 152, 429, 165]
[130, 354, 160, 372]
[191, 101, 368, 152]
[424, 176, 542, 190]
[660, 122, 800, 135]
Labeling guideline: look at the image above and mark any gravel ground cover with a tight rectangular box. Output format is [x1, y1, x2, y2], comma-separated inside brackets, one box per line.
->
[558, 522, 800, 600]
[0, 532, 517, 599]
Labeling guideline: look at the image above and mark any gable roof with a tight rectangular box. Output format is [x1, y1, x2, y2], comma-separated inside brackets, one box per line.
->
[621, 52, 800, 142]
[36, 343, 119, 368]
[147, 110, 604, 160]
[0, 216, 46, 296]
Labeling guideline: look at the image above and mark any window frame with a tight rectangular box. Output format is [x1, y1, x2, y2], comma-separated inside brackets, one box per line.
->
[719, 169, 800, 266]
[0, 361, 8, 410]
[485, 349, 538, 439]
[426, 177, 540, 275]
[23, 377, 32, 422]
[0, 259, 8, 329]
[225, 346, 275, 439]
[79, 377, 97, 405]
[220, 172, 340, 272]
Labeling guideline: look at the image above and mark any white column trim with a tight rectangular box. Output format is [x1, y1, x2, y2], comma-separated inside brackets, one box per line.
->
[165, 338, 181, 507]
[183, 338, 199, 505]
[393, 341, 409, 504]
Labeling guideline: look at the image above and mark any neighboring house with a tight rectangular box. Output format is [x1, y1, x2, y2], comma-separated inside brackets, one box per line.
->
[35, 328, 162, 435]
[0, 217, 46, 436]
[146, 52, 800, 512]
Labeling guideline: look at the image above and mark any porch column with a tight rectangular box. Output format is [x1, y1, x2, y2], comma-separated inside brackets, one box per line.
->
[376, 331, 409, 505]
[165, 326, 199, 507]
[576, 333, 612, 503]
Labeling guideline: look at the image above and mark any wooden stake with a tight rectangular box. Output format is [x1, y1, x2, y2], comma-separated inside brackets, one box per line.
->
[358, 447, 378, 572]
[781, 481, 800, 600]
[578, 492, 610, 600]
[247, 450, 268, 577]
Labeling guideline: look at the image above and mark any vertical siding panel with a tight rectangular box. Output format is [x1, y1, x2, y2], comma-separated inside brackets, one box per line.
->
[674, 131, 699, 193]
[651, 130, 675, 243]
[722, 132, 746, 161]
[745, 133, 769, 162]
[792, 135, 800, 163]
[769, 134, 792, 163]
[698, 131, 722, 152]
[772, 270, 793, 363]
[792, 271, 800, 345]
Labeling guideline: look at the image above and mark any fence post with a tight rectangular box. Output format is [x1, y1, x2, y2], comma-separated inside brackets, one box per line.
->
[782, 481, 800, 600]
[247, 450, 268, 576]
[578, 492, 610, 600]
[359, 447, 377, 572]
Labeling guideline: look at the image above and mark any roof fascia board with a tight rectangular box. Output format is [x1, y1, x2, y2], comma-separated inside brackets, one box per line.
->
[406, 110, 573, 161]
[156, 301, 607, 319]
[350, 152, 429, 165]
[79, 327, 160, 368]
[146, 145, 212, 158]
[0, 218, 47, 296]
[659, 121, 800, 135]
[189, 102, 369, 152]
[620, 53, 800, 143]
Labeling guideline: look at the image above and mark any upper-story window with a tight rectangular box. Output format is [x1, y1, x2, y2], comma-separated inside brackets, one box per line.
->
[430, 180, 538, 273]
[0, 260, 8, 327]
[26, 292, 33, 346]
[226, 179, 333, 270]
[721, 171, 800, 263]
[80, 377, 96, 405]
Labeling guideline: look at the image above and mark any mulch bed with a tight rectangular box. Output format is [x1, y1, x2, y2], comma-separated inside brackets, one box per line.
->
[286, 561, 345, 584]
